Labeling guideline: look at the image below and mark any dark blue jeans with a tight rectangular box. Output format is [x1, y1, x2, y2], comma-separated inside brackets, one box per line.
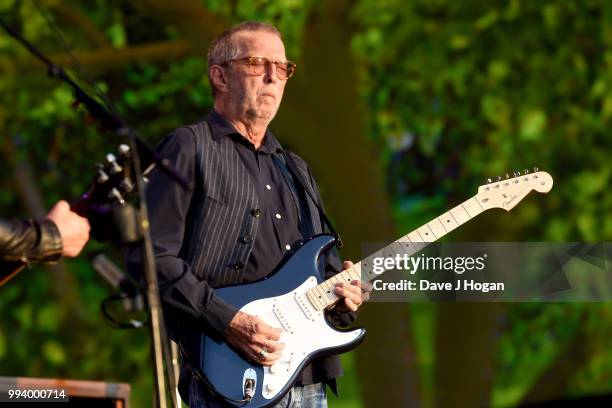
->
[188, 377, 327, 408]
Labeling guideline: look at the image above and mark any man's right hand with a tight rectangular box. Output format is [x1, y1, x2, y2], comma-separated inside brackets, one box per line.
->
[224, 311, 285, 366]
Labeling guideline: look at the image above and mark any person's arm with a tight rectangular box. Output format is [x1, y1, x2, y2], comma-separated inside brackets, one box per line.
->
[0, 200, 90, 264]
[126, 127, 238, 339]
[0, 217, 62, 263]
[0, 201, 89, 287]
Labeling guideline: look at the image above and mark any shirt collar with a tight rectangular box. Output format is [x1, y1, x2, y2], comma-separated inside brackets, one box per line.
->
[206, 110, 284, 154]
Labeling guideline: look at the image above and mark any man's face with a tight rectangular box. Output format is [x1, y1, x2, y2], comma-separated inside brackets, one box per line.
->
[225, 30, 288, 122]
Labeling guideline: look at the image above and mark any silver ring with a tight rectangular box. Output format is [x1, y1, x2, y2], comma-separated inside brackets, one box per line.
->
[258, 348, 268, 360]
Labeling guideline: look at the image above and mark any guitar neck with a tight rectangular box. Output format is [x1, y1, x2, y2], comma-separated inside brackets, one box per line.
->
[305, 195, 486, 310]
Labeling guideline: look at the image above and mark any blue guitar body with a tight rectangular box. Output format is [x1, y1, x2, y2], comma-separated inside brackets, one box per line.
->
[194, 234, 366, 407]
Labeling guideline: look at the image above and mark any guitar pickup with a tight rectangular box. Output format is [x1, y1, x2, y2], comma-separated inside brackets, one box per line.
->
[272, 304, 293, 332]
[294, 293, 316, 321]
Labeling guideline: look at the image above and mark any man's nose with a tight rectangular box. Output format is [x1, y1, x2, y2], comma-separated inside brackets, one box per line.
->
[263, 62, 278, 83]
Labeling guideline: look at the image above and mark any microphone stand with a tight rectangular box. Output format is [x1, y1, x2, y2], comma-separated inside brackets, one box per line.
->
[0, 18, 188, 408]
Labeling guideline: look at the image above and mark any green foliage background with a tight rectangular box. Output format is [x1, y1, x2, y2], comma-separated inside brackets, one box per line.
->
[0, 1, 610, 407]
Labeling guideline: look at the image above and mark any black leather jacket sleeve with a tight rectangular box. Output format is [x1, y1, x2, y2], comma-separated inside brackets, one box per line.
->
[0, 217, 63, 263]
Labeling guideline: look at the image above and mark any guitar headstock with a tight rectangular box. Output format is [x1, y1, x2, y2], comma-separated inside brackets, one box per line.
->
[476, 168, 553, 211]
[73, 144, 135, 215]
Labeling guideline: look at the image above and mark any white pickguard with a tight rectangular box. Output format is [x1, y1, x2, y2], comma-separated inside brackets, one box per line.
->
[240, 276, 362, 400]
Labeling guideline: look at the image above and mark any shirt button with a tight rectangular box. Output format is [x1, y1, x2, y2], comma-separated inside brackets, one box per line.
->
[266, 184, 272, 190]
[285, 244, 291, 251]
[233, 261, 244, 270]
[241, 235, 253, 244]
[275, 213, 282, 219]
[251, 208, 262, 218]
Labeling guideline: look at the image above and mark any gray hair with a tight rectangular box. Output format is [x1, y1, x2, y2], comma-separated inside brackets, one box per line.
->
[207, 21, 282, 97]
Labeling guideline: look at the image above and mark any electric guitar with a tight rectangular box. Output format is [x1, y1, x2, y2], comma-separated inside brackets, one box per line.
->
[0, 145, 134, 287]
[189, 169, 554, 407]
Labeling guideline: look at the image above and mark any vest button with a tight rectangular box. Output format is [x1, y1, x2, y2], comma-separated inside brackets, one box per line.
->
[251, 208, 262, 218]
[241, 235, 253, 243]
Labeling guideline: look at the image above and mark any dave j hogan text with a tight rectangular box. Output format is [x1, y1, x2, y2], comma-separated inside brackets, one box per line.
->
[373, 279, 505, 293]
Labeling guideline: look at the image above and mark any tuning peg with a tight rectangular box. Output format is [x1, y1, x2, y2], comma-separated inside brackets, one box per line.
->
[486, 178, 493, 184]
[106, 154, 122, 174]
[96, 165, 109, 183]
[108, 188, 126, 205]
[118, 144, 131, 158]
[120, 179, 134, 193]
[495, 176, 502, 182]
[533, 167, 539, 172]
[523, 169, 529, 174]
[505, 173, 510, 179]
[513, 171, 520, 177]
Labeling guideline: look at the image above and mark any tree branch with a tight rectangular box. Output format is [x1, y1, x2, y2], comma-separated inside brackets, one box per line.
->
[133, 0, 227, 52]
[44, 0, 110, 48]
[5, 39, 195, 73]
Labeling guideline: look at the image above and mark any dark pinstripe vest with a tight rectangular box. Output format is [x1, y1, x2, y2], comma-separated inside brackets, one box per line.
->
[179, 121, 324, 287]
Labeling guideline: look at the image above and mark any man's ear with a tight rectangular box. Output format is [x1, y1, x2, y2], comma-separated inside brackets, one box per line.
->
[210, 65, 229, 93]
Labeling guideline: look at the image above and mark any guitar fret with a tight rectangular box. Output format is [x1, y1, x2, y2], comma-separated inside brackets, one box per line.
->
[437, 217, 448, 232]
[408, 231, 424, 242]
[325, 280, 339, 301]
[321, 279, 334, 293]
[452, 206, 470, 224]
[318, 286, 332, 308]
[418, 224, 436, 241]
[400, 236, 427, 257]
[305, 288, 319, 309]
[339, 271, 352, 283]
[314, 285, 328, 303]
[463, 199, 481, 217]
[388, 241, 408, 259]
[359, 256, 376, 280]
[322, 283, 337, 303]
[306, 289, 324, 310]
[428, 219, 446, 238]
[312, 287, 328, 309]
[347, 266, 361, 281]
[440, 211, 459, 230]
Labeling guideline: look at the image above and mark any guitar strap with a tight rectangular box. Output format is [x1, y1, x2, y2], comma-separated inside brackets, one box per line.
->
[277, 151, 343, 249]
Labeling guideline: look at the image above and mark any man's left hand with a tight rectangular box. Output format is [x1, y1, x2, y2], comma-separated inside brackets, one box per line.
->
[334, 260, 372, 312]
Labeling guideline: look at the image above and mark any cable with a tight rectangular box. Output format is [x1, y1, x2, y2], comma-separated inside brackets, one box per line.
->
[101, 292, 147, 329]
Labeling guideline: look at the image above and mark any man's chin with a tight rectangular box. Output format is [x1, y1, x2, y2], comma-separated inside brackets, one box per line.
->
[246, 107, 278, 121]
